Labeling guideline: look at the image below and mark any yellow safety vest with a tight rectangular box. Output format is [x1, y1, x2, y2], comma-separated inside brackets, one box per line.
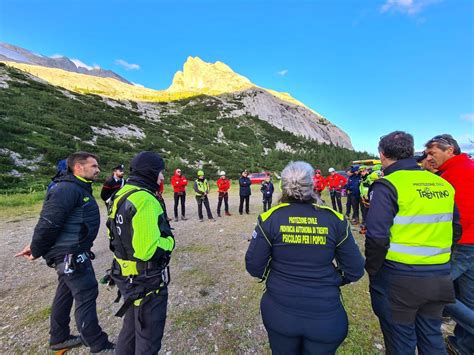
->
[195, 179, 210, 196]
[383, 170, 455, 265]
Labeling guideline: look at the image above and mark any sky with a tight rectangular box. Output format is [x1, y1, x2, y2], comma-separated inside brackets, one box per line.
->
[0, 0, 473, 154]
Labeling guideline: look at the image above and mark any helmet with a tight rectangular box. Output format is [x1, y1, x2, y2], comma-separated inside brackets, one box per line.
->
[220, 171, 226, 176]
[328, 167, 335, 173]
[197, 170, 204, 177]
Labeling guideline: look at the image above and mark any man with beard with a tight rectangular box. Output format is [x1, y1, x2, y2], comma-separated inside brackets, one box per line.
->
[16, 152, 113, 353]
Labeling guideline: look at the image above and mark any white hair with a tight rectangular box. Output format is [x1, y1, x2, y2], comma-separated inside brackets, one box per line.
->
[281, 161, 319, 203]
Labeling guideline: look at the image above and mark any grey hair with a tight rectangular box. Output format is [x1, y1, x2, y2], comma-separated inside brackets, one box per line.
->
[280, 161, 321, 203]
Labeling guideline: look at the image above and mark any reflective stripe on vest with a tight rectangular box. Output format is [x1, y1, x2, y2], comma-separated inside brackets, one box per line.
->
[393, 213, 453, 224]
[383, 170, 455, 265]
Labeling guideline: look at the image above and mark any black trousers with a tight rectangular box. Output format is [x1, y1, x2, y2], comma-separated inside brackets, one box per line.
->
[370, 267, 454, 354]
[196, 196, 213, 219]
[345, 193, 352, 217]
[239, 195, 250, 214]
[329, 190, 343, 213]
[263, 196, 272, 212]
[349, 194, 360, 220]
[50, 260, 108, 352]
[261, 292, 348, 355]
[173, 192, 186, 218]
[360, 200, 368, 224]
[217, 192, 229, 214]
[116, 289, 168, 355]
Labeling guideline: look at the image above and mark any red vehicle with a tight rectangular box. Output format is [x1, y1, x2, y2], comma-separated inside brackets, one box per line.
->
[248, 172, 271, 184]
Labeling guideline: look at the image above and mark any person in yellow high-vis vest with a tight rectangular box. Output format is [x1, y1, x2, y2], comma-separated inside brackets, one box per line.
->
[194, 170, 216, 222]
[365, 131, 462, 355]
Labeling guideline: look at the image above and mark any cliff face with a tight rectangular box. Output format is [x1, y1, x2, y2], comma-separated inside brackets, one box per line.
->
[167, 56, 253, 93]
[220, 89, 353, 149]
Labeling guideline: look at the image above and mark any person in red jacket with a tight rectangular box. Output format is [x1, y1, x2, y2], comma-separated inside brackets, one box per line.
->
[170, 168, 188, 222]
[216, 171, 231, 217]
[313, 169, 326, 202]
[425, 134, 474, 355]
[326, 168, 347, 213]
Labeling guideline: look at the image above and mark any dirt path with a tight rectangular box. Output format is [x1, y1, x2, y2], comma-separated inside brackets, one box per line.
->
[0, 189, 384, 354]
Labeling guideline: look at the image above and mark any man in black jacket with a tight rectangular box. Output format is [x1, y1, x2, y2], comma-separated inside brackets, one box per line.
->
[16, 152, 113, 353]
[100, 163, 125, 206]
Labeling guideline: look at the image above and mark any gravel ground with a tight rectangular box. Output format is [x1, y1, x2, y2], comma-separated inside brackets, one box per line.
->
[0, 190, 272, 354]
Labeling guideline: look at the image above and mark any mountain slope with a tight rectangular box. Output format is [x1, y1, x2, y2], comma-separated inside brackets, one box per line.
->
[0, 42, 131, 84]
[0, 64, 370, 191]
[1, 58, 352, 149]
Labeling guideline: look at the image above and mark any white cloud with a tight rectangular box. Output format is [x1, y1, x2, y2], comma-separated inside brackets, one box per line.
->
[115, 59, 140, 71]
[132, 82, 145, 88]
[277, 69, 288, 77]
[457, 134, 474, 153]
[380, 0, 441, 16]
[461, 113, 474, 122]
[71, 58, 100, 71]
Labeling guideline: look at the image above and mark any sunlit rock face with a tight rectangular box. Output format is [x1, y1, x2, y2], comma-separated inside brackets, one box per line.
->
[168, 56, 253, 93]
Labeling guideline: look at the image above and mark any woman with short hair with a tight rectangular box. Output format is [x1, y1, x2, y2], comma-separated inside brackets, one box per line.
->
[245, 161, 365, 354]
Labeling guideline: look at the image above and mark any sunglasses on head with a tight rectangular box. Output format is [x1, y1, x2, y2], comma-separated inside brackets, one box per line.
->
[427, 135, 452, 147]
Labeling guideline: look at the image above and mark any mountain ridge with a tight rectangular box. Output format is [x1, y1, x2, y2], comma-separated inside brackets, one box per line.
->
[0, 42, 131, 84]
[0, 64, 371, 191]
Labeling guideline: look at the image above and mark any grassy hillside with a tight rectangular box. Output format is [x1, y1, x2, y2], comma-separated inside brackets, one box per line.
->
[0, 63, 373, 192]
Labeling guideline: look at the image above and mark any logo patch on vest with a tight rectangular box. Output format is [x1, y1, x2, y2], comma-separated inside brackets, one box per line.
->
[416, 187, 450, 199]
[83, 197, 90, 202]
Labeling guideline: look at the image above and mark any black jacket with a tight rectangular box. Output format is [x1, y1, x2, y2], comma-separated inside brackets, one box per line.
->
[100, 176, 124, 202]
[239, 177, 251, 196]
[365, 158, 462, 276]
[31, 174, 100, 264]
[246, 202, 364, 300]
[260, 181, 274, 197]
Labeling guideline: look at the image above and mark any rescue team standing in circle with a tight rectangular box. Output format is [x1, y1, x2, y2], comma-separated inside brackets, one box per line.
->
[14, 131, 472, 355]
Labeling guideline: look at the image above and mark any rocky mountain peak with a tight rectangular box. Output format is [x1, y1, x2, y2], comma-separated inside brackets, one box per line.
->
[167, 56, 253, 93]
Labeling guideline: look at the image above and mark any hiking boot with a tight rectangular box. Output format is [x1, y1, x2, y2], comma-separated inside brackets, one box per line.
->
[91, 341, 115, 354]
[174, 217, 179, 222]
[225, 212, 232, 216]
[181, 216, 187, 221]
[50, 335, 83, 351]
[209, 218, 216, 222]
[217, 213, 221, 217]
[199, 219, 204, 222]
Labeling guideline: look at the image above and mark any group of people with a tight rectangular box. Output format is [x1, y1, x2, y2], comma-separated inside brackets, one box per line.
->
[312, 164, 383, 235]
[104, 167, 276, 223]
[14, 131, 472, 355]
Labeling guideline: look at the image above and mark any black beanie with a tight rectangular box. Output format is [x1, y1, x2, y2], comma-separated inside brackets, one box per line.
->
[128, 151, 164, 192]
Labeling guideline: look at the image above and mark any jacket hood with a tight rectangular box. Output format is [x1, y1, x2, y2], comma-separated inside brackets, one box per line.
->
[128, 151, 164, 192]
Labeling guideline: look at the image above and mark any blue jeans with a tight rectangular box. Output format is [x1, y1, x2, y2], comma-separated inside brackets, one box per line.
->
[444, 244, 474, 355]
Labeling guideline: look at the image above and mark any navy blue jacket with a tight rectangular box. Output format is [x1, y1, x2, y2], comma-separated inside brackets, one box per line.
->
[260, 181, 274, 197]
[246, 202, 364, 302]
[365, 158, 462, 276]
[31, 173, 100, 264]
[239, 176, 252, 196]
[345, 174, 361, 196]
